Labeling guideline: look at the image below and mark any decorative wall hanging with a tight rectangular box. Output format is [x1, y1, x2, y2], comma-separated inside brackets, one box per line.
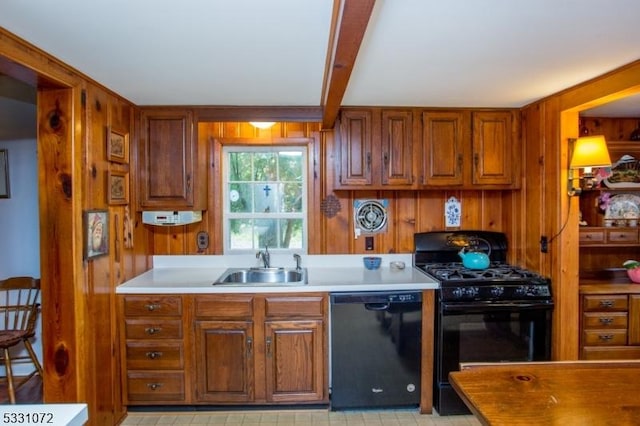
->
[320, 194, 342, 218]
[353, 199, 388, 239]
[106, 126, 129, 164]
[84, 209, 109, 260]
[107, 171, 129, 205]
[123, 205, 133, 249]
[445, 196, 461, 227]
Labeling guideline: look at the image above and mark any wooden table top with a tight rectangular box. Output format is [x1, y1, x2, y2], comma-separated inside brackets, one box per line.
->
[449, 361, 640, 426]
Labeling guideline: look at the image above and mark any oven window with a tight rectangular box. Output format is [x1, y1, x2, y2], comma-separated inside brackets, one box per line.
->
[439, 310, 550, 380]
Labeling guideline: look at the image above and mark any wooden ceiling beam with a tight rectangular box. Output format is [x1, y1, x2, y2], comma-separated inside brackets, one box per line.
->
[321, 0, 376, 130]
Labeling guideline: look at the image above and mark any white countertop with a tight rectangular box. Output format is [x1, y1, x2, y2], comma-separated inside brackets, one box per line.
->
[116, 254, 439, 294]
[0, 403, 88, 426]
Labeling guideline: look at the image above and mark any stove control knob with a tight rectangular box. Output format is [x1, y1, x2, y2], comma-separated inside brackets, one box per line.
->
[515, 285, 528, 296]
[490, 286, 504, 297]
[464, 287, 479, 298]
[452, 287, 464, 299]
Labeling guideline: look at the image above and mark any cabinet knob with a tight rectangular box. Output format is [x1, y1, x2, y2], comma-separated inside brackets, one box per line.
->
[266, 336, 272, 357]
[147, 383, 163, 391]
[599, 300, 615, 308]
[145, 327, 161, 335]
[598, 334, 614, 341]
[599, 317, 614, 325]
[247, 337, 253, 357]
[145, 303, 161, 312]
[146, 351, 163, 359]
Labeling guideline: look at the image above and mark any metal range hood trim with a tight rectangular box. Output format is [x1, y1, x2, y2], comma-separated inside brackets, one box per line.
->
[141, 211, 203, 226]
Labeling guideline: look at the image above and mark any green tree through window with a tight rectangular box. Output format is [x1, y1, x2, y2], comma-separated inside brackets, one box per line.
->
[224, 146, 307, 253]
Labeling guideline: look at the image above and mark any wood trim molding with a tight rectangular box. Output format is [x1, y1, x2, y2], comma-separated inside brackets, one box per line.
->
[321, 0, 376, 130]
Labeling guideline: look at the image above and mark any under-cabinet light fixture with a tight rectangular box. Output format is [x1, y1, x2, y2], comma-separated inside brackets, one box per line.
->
[249, 121, 276, 129]
[568, 135, 611, 196]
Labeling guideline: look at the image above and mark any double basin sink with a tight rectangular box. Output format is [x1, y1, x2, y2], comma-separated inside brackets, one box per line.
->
[213, 267, 308, 286]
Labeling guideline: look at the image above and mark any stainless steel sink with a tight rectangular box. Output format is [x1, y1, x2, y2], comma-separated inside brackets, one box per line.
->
[213, 267, 308, 285]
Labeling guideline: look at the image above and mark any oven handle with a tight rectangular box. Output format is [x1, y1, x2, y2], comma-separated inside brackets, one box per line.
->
[441, 302, 554, 313]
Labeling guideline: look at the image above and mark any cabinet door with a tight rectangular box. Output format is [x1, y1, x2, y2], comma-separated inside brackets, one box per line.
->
[194, 320, 254, 402]
[264, 320, 325, 403]
[472, 111, 514, 185]
[629, 295, 640, 345]
[139, 109, 197, 209]
[337, 109, 373, 186]
[421, 111, 469, 186]
[381, 109, 414, 186]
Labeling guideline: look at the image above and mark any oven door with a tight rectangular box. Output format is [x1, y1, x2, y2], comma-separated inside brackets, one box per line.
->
[434, 302, 553, 415]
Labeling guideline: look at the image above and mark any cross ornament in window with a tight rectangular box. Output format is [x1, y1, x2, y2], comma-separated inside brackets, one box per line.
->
[263, 185, 271, 196]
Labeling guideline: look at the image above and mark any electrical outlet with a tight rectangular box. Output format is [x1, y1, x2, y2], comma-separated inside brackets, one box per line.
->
[365, 236, 374, 251]
[540, 236, 548, 253]
[197, 231, 209, 250]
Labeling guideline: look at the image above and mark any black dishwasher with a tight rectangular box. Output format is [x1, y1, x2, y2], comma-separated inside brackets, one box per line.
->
[330, 291, 422, 410]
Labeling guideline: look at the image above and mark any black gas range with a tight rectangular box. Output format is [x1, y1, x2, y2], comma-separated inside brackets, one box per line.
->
[414, 230, 553, 305]
[414, 230, 553, 415]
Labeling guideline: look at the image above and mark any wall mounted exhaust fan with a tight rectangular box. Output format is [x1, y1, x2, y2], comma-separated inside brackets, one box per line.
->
[353, 199, 388, 239]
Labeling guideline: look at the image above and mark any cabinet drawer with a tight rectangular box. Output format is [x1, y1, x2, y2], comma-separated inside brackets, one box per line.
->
[125, 319, 183, 339]
[582, 312, 628, 329]
[265, 295, 326, 318]
[582, 295, 628, 311]
[581, 346, 640, 360]
[579, 229, 605, 244]
[126, 341, 184, 369]
[194, 295, 254, 319]
[582, 329, 627, 346]
[606, 229, 639, 243]
[127, 371, 185, 402]
[123, 296, 182, 317]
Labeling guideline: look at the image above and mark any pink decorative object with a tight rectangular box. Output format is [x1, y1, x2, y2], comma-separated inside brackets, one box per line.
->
[627, 268, 640, 283]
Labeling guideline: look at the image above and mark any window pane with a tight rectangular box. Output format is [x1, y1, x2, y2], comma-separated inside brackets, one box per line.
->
[282, 183, 302, 213]
[254, 219, 278, 249]
[279, 219, 303, 249]
[254, 183, 278, 213]
[279, 152, 303, 182]
[229, 183, 252, 213]
[228, 152, 252, 181]
[229, 219, 253, 249]
[254, 153, 277, 181]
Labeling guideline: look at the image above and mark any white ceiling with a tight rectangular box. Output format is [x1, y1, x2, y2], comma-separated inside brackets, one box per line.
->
[1, 0, 640, 113]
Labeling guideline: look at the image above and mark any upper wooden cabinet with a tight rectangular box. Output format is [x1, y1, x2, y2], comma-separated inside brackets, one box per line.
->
[138, 109, 206, 210]
[420, 110, 518, 188]
[336, 108, 414, 189]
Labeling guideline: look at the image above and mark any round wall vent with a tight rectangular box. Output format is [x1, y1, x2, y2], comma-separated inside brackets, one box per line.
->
[354, 199, 388, 236]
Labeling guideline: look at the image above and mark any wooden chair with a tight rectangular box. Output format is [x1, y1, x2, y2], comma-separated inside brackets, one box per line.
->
[0, 276, 43, 403]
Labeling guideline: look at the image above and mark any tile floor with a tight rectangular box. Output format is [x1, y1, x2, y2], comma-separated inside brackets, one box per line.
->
[121, 409, 481, 425]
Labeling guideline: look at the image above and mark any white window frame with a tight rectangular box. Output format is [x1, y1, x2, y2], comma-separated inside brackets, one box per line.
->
[222, 145, 308, 254]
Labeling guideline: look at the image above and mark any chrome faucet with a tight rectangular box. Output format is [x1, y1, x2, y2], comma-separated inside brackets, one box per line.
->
[293, 253, 302, 270]
[256, 245, 270, 268]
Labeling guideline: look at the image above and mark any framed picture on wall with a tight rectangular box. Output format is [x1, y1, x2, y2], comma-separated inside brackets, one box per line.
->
[107, 170, 129, 205]
[84, 209, 109, 260]
[106, 126, 129, 164]
[0, 149, 9, 198]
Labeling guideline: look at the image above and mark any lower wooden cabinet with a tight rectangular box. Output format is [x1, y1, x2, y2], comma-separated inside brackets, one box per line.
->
[193, 294, 328, 404]
[120, 295, 186, 404]
[120, 293, 328, 406]
[580, 291, 640, 359]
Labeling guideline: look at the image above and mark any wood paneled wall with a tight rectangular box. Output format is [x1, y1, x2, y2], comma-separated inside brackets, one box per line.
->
[520, 59, 640, 361]
[145, 120, 522, 261]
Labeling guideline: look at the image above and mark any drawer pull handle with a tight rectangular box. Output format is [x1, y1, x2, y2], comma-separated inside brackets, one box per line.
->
[598, 334, 614, 341]
[145, 304, 161, 312]
[599, 317, 614, 325]
[146, 351, 163, 359]
[247, 337, 253, 357]
[599, 300, 615, 308]
[266, 336, 272, 358]
[147, 383, 163, 391]
[145, 327, 161, 335]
